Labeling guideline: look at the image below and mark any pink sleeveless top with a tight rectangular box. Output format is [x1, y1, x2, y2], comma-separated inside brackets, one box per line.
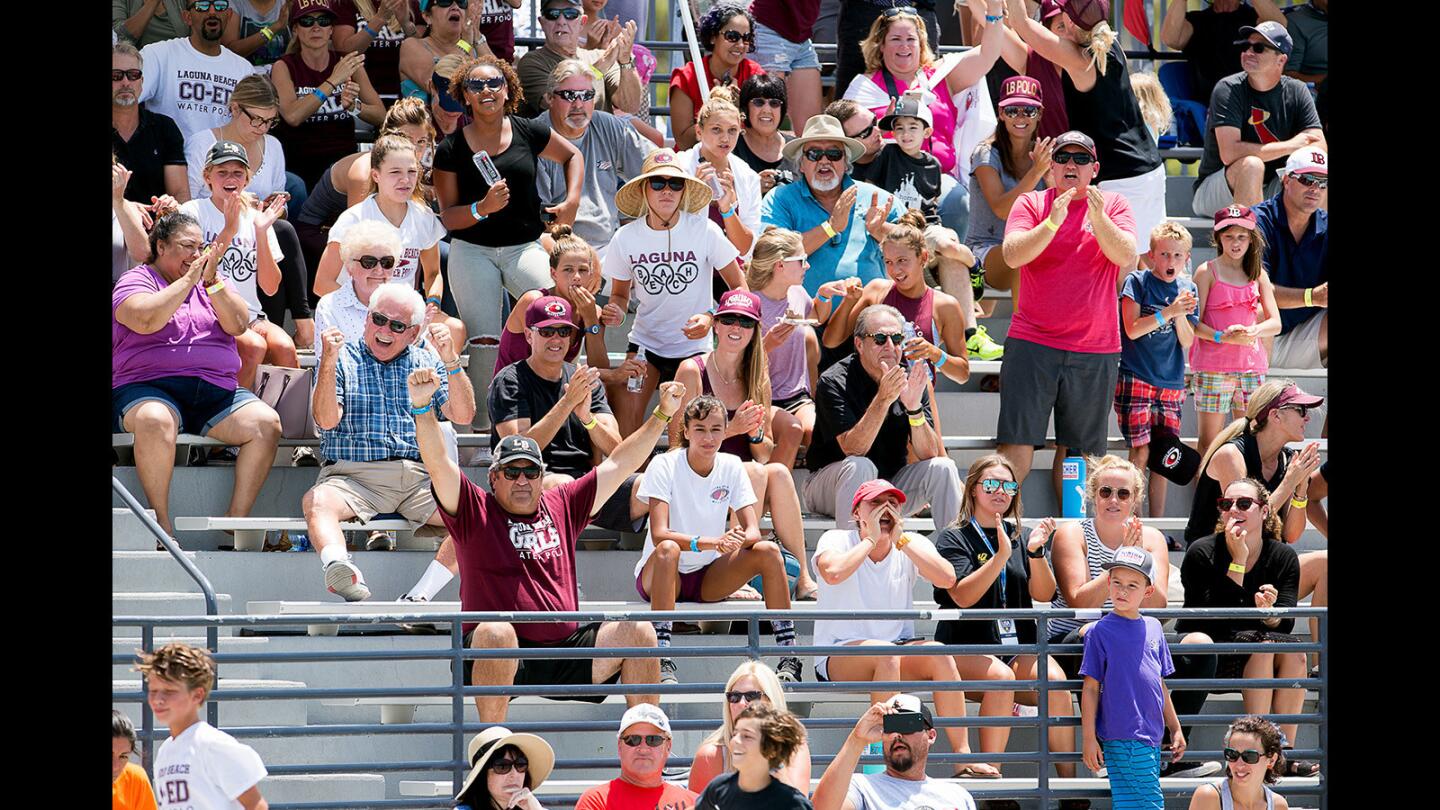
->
[1189, 277, 1268, 374]
[882, 284, 938, 375]
[866, 66, 960, 175]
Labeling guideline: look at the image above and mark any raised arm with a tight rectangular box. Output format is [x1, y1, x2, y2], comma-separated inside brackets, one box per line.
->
[1160, 0, 1194, 51]
[1051, 521, 1111, 608]
[813, 705, 887, 810]
[944, 0, 1007, 95]
[592, 381, 686, 510]
[410, 366, 464, 516]
[1003, 0, 1093, 79]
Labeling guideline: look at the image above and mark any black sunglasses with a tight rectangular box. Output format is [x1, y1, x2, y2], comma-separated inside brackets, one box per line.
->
[804, 147, 845, 163]
[1216, 496, 1260, 512]
[725, 690, 765, 704]
[553, 88, 596, 103]
[620, 734, 669, 748]
[240, 106, 281, 129]
[848, 121, 876, 140]
[500, 465, 543, 481]
[1002, 106, 1040, 119]
[112, 68, 143, 81]
[980, 478, 1020, 495]
[465, 76, 507, 93]
[1096, 486, 1134, 501]
[866, 332, 905, 346]
[720, 29, 755, 44]
[648, 177, 688, 191]
[1052, 152, 1095, 165]
[489, 757, 529, 774]
[542, 7, 582, 21]
[369, 311, 413, 333]
[1293, 173, 1328, 189]
[533, 325, 575, 338]
[356, 255, 397, 270]
[431, 0, 469, 7]
[1223, 748, 1264, 764]
[750, 97, 784, 109]
[295, 14, 334, 27]
[1235, 40, 1277, 54]
[715, 314, 757, 329]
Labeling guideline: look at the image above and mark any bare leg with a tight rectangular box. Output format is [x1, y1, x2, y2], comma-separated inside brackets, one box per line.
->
[235, 328, 267, 391]
[256, 319, 298, 368]
[469, 622, 518, 722]
[612, 358, 660, 436]
[1241, 652, 1276, 719]
[768, 406, 804, 470]
[936, 255, 978, 332]
[824, 640, 903, 706]
[1272, 651, 1308, 747]
[1128, 444, 1167, 518]
[301, 485, 359, 558]
[761, 463, 817, 598]
[1225, 155, 1266, 208]
[595, 619, 659, 708]
[1051, 444, 1068, 511]
[1299, 550, 1327, 670]
[123, 401, 180, 535]
[433, 535, 459, 576]
[698, 541, 792, 609]
[1012, 654, 1077, 777]
[1197, 411, 1226, 461]
[983, 244, 1020, 295]
[953, 654, 1017, 772]
[783, 68, 823, 134]
[206, 403, 281, 519]
[996, 443, 1035, 493]
[903, 641, 999, 776]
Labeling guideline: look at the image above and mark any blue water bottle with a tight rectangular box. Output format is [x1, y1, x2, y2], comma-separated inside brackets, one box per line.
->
[862, 740, 884, 774]
[1061, 455, 1087, 518]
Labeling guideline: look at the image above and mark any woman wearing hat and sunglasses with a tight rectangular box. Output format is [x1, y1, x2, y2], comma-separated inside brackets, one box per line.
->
[453, 726, 555, 810]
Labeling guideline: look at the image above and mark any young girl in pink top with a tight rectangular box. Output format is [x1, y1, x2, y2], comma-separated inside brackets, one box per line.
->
[1189, 205, 1282, 456]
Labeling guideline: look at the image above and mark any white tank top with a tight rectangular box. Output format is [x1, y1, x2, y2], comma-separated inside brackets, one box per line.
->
[1216, 778, 1276, 810]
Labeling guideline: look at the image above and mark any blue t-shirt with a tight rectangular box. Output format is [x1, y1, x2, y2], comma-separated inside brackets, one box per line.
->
[1079, 612, 1175, 747]
[1119, 270, 1200, 389]
[760, 175, 900, 296]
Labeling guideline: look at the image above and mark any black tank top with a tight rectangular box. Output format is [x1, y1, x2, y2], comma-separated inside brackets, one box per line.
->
[295, 158, 352, 227]
[1185, 431, 1292, 544]
[1060, 42, 1160, 182]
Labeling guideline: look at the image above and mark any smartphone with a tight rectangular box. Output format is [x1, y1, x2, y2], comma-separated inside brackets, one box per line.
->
[473, 150, 501, 185]
[883, 712, 927, 735]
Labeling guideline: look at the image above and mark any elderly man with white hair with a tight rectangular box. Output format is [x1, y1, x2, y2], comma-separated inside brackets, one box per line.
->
[313, 220, 408, 340]
[304, 282, 476, 601]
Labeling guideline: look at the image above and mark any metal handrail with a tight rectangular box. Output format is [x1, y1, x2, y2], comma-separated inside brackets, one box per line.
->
[113, 606, 1326, 809]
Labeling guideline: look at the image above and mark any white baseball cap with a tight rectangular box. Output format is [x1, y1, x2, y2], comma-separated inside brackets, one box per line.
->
[618, 703, 672, 736]
[1280, 148, 1329, 177]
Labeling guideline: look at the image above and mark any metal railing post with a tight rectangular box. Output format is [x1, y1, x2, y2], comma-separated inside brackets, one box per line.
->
[451, 620, 465, 797]
[747, 615, 761, 661]
[1318, 610, 1328, 810]
[1036, 615, 1050, 800]
[141, 622, 154, 770]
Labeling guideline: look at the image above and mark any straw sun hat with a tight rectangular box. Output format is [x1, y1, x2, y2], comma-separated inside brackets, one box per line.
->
[454, 726, 556, 801]
[614, 149, 714, 219]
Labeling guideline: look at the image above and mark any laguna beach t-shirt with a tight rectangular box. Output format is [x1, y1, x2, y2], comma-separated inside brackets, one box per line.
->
[327, 195, 447, 289]
[603, 212, 740, 358]
[138, 38, 257, 138]
[634, 450, 756, 578]
[178, 197, 285, 320]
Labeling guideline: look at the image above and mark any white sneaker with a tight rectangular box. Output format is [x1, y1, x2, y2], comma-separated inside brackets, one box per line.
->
[324, 559, 371, 601]
[365, 530, 396, 551]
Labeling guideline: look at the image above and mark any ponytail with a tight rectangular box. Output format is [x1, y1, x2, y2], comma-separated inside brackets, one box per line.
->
[1079, 21, 1116, 77]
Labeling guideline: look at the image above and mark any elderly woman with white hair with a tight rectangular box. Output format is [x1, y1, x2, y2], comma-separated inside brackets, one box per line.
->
[313, 219, 407, 341]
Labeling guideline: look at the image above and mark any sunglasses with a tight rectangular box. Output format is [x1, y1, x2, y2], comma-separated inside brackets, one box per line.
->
[356, 255, 397, 270]
[369, 311, 414, 333]
[1052, 152, 1095, 165]
[1216, 496, 1260, 512]
[1276, 404, 1312, 417]
[882, 5, 919, 18]
[648, 177, 688, 191]
[725, 690, 765, 703]
[533, 325, 575, 338]
[750, 98, 784, 109]
[240, 106, 281, 129]
[1293, 173, 1328, 189]
[553, 88, 596, 103]
[431, 0, 469, 7]
[715, 314, 757, 328]
[112, 68, 143, 81]
[1236, 41, 1277, 54]
[190, 0, 230, 10]
[1002, 106, 1040, 119]
[465, 76, 507, 92]
[719, 29, 755, 44]
[489, 757, 528, 774]
[500, 465, 543, 481]
[847, 121, 876, 140]
[1223, 748, 1264, 764]
[620, 734, 669, 748]
[295, 14, 334, 27]
[1095, 486, 1134, 501]
[804, 147, 846, 163]
[980, 478, 1021, 496]
[542, 7, 582, 21]
[866, 332, 905, 346]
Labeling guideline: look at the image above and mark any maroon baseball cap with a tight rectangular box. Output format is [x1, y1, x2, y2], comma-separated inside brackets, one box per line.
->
[851, 480, 907, 513]
[291, 0, 339, 21]
[1040, 0, 1065, 20]
[998, 75, 1044, 108]
[1061, 0, 1110, 31]
[1213, 204, 1257, 232]
[526, 295, 574, 330]
[715, 289, 762, 320]
[1255, 384, 1325, 424]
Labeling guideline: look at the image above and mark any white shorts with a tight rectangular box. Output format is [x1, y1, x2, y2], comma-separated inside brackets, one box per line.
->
[1269, 310, 1326, 370]
[1100, 164, 1167, 254]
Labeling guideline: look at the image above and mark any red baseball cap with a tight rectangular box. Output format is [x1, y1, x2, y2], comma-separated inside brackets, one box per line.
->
[1213, 204, 1257, 232]
[851, 480, 907, 513]
[998, 75, 1044, 109]
[1255, 384, 1325, 424]
[290, 0, 340, 21]
[715, 289, 762, 320]
[1061, 0, 1110, 31]
[525, 295, 574, 330]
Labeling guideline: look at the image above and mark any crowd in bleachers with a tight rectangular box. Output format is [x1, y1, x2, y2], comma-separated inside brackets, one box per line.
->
[113, 2, 1329, 809]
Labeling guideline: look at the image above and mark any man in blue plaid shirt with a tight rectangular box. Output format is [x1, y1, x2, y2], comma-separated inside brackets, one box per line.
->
[303, 284, 477, 601]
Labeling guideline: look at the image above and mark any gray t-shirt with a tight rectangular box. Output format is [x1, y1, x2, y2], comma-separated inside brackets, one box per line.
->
[845, 772, 978, 810]
[534, 110, 655, 252]
[965, 141, 1019, 250]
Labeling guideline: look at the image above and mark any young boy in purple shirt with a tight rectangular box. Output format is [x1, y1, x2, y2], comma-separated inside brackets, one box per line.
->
[1080, 546, 1187, 809]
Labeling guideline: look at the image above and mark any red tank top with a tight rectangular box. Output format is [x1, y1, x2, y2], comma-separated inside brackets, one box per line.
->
[883, 284, 938, 374]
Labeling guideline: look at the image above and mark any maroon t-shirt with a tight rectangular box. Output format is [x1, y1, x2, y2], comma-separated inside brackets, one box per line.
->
[478, 0, 517, 64]
[331, 0, 424, 96]
[749, 0, 821, 44]
[275, 50, 359, 189]
[438, 470, 598, 641]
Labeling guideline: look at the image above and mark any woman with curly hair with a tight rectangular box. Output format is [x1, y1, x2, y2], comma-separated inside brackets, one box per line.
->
[1188, 716, 1293, 809]
[433, 54, 583, 422]
[669, 3, 767, 151]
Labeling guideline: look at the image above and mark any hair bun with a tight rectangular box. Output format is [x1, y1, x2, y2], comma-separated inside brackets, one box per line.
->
[708, 84, 740, 106]
[548, 223, 574, 239]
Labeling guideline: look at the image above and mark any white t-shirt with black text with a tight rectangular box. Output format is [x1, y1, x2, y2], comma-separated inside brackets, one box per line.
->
[603, 211, 740, 358]
[153, 721, 268, 810]
[139, 38, 258, 139]
[179, 197, 285, 319]
[328, 196, 447, 290]
[634, 450, 757, 578]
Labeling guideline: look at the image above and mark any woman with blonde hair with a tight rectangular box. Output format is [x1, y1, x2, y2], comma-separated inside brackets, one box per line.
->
[688, 661, 812, 795]
[399, 0, 492, 102]
[1129, 70, 1173, 146]
[676, 84, 762, 263]
[1003, 0, 1167, 253]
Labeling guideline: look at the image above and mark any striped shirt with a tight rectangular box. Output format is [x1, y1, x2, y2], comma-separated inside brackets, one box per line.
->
[1049, 519, 1118, 640]
[320, 340, 450, 463]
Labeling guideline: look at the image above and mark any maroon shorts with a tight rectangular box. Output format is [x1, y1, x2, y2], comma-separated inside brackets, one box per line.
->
[636, 565, 711, 603]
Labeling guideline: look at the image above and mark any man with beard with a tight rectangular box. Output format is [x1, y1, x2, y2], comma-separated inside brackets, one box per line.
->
[812, 695, 981, 810]
[138, 0, 259, 138]
[113, 41, 190, 207]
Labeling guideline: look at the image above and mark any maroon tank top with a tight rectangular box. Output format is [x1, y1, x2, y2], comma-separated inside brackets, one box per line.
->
[695, 354, 754, 460]
[275, 50, 359, 188]
[882, 284, 938, 374]
[493, 287, 585, 373]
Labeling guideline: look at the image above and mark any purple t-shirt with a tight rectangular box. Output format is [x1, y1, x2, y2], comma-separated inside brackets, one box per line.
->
[756, 289, 812, 401]
[1079, 612, 1175, 746]
[112, 264, 241, 390]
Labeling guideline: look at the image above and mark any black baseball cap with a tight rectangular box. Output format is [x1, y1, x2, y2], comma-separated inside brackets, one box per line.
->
[1051, 131, 1097, 159]
[492, 435, 545, 469]
[205, 139, 250, 169]
[886, 694, 935, 729]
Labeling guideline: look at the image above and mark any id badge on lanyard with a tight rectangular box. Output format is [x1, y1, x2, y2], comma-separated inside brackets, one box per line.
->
[971, 518, 1020, 646]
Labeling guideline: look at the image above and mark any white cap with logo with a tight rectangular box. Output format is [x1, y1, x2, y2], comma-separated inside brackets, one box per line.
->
[618, 703, 672, 737]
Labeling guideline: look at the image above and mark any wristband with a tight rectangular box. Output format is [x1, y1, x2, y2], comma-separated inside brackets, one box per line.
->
[619, 60, 634, 68]
[580, 416, 598, 430]
[259, 26, 274, 41]
[471, 201, 487, 222]
[311, 87, 330, 102]
[748, 433, 765, 444]
[1041, 217, 1059, 232]
[446, 366, 463, 376]
[907, 415, 926, 427]
[894, 533, 911, 549]
[705, 306, 717, 317]
[986, 14, 1003, 23]
[690, 536, 700, 553]
[820, 220, 839, 239]
[652, 406, 672, 424]
[1214, 329, 1224, 343]
[905, 405, 925, 416]
[1304, 287, 1314, 307]
[457, 38, 473, 53]
[936, 351, 948, 368]
[205, 280, 226, 295]
[816, 294, 833, 305]
[362, 23, 379, 37]
[426, 296, 442, 307]
[1228, 563, 1246, 574]
[1290, 497, 1309, 509]
[410, 403, 432, 415]
[720, 206, 736, 219]
[1154, 311, 1167, 327]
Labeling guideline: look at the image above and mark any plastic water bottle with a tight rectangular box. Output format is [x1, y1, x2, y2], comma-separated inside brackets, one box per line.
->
[1061, 455, 1087, 518]
[862, 740, 884, 774]
[901, 321, 933, 382]
[627, 348, 646, 393]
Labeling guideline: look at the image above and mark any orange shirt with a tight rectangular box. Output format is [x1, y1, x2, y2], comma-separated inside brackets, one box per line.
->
[114, 762, 158, 810]
[575, 778, 698, 810]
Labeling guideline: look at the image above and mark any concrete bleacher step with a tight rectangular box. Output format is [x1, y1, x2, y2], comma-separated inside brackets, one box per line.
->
[259, 774, 386, 805]
[113, 507, 162, 551]
[114, 678, 308, 727]
[113, 550, 205, 593]
[113, 593, 237, 639]
[112, 635, 271, 680]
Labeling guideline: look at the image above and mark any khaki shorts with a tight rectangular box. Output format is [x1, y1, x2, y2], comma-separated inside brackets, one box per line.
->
[1191, 168, 1282, 219]
[314, 459, 441, 531]
[1269, 310, 1326, 370]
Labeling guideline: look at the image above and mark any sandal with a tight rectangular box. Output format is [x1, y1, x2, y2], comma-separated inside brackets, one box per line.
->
[1281, 754, 1319, 777]
[954, 764, 1002, 778]
[794, 585, 820, 602]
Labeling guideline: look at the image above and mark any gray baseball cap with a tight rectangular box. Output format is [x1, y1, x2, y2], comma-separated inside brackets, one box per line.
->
[492, 435, 544, 470]
[1102, 545, 1155, 584]
[205, 139, 250, 169]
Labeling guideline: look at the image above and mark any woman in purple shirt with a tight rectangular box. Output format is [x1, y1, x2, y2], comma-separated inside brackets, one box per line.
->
[112, 212, 282, 538]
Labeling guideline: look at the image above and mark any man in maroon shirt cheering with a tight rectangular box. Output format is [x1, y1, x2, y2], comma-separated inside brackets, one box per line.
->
[410, 369, 686, 722]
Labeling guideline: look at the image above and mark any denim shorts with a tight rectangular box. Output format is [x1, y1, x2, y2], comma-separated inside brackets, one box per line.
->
[113, 375, 261, 435]
[753, 21, 822, 73]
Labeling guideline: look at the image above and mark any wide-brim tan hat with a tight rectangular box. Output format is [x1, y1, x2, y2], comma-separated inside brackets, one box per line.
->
[780, 114, 866, 165]
[454, 726, 556, 801]
[615, 148, 714, 219]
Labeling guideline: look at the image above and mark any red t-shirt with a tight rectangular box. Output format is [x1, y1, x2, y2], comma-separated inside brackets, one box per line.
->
[668, 57, 765, 126]
[575, 778, 698, 810]
[438, 471, 597, 641]
[1003, 187, 1136, 354]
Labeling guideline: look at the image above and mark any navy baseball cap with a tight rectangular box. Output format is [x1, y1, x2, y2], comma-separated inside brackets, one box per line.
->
[431, 72, 467, 113]
[1236, 21, 1293, 56]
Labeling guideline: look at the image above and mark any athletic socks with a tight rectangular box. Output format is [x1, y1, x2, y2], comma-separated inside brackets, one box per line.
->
[319, 543, 347, 568]
[405, 560, 455, 602]
[653, 621, 673, 648]
[773, 620, 796, 646]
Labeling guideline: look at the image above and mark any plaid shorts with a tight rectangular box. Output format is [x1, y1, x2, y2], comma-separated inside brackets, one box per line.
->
[1191, 370, 1265, 414]
[1113, 374, 1185, 447]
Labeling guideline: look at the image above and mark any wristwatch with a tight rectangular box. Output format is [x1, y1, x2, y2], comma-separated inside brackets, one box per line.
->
[1027, 544, 1048, 559]
[586, 323, 601, 335]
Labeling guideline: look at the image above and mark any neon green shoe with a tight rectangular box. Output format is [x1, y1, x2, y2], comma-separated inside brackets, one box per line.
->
[966, 324, 1004, 360]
